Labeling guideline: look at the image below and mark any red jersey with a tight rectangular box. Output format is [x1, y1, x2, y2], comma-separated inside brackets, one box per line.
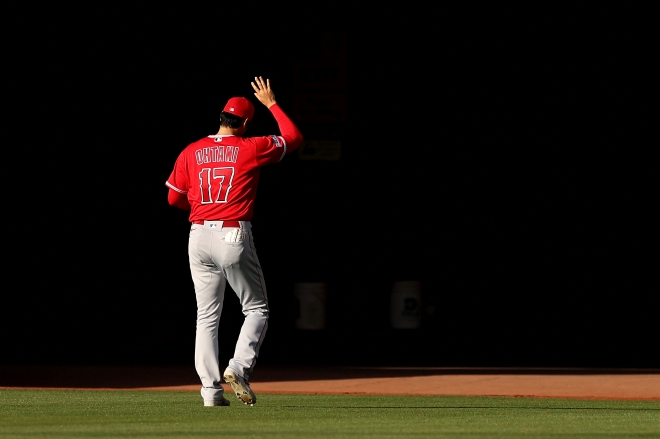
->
[166, 103, 303, 222]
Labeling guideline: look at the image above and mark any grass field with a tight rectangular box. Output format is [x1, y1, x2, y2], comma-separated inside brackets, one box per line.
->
[1, 389, 659, 438]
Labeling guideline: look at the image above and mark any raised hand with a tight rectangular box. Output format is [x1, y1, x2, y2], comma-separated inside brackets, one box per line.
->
[251, 76, 277, 108]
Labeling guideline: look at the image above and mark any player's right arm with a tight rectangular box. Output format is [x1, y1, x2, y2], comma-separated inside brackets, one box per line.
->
[252, 76, 303, 151]
[167, 188, 191, 211]
[166, 151, 191, 211]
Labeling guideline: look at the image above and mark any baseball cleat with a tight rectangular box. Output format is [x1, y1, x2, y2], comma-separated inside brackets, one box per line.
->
[223, 367, 256, 405]
[204, 397, 231, 406]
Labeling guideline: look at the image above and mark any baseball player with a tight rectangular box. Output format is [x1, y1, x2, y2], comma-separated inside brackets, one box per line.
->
[165, 77, 303, 407]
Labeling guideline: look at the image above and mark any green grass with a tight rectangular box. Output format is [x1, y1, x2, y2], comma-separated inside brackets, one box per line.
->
[0, 389, 658, 438]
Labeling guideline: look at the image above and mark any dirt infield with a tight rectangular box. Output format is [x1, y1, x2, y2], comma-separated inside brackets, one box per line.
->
[2, 364, 659, 401]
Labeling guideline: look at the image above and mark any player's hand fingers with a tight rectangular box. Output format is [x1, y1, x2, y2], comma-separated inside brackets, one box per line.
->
[252, 76, 275, 106]
[256, 76, 269, 90]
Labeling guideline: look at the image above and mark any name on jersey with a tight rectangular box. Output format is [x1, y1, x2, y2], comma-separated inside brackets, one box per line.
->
[195, 146, 239, 165]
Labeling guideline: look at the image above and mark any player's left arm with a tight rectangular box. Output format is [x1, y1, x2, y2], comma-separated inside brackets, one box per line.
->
[269, 104, 303, 152]
[252, 76, 303, 152]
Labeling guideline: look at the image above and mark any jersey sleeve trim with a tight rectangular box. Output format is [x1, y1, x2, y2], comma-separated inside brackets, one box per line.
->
[267, 135, 287, 162]
[166, 181, 187, 194]
[276, 136, 287, 161]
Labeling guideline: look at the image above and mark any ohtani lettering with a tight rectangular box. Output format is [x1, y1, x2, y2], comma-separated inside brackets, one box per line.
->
[195, 146, 239, 165]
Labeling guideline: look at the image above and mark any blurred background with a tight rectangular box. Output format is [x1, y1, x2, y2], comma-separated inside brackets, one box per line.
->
[3, 13, 655, 369]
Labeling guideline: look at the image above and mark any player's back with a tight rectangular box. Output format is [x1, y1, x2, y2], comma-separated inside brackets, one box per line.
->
[177, 133, 284, 222]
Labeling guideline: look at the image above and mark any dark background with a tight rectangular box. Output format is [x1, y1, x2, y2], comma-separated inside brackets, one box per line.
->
[4, 14, 656, 369]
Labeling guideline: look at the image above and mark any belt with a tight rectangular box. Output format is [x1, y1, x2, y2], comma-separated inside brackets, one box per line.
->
[192, 220, 241, 227]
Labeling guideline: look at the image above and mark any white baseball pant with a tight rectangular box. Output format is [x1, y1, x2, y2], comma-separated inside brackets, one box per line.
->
[188, 220, 268, 402]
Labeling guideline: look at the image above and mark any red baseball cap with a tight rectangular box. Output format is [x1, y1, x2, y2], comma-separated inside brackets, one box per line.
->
[223, 97, 255, 121]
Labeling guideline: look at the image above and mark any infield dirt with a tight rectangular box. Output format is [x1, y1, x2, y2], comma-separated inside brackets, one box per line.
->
[1, 365, 658, 401]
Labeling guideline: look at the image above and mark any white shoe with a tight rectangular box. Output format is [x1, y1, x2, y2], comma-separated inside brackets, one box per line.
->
[223, 368, 256, 405]
[204, 397, 230, 407]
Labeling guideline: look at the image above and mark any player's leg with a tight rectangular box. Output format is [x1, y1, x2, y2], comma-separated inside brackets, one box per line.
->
[220, 225, 269, 382]
[189, 226, 228, 404]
